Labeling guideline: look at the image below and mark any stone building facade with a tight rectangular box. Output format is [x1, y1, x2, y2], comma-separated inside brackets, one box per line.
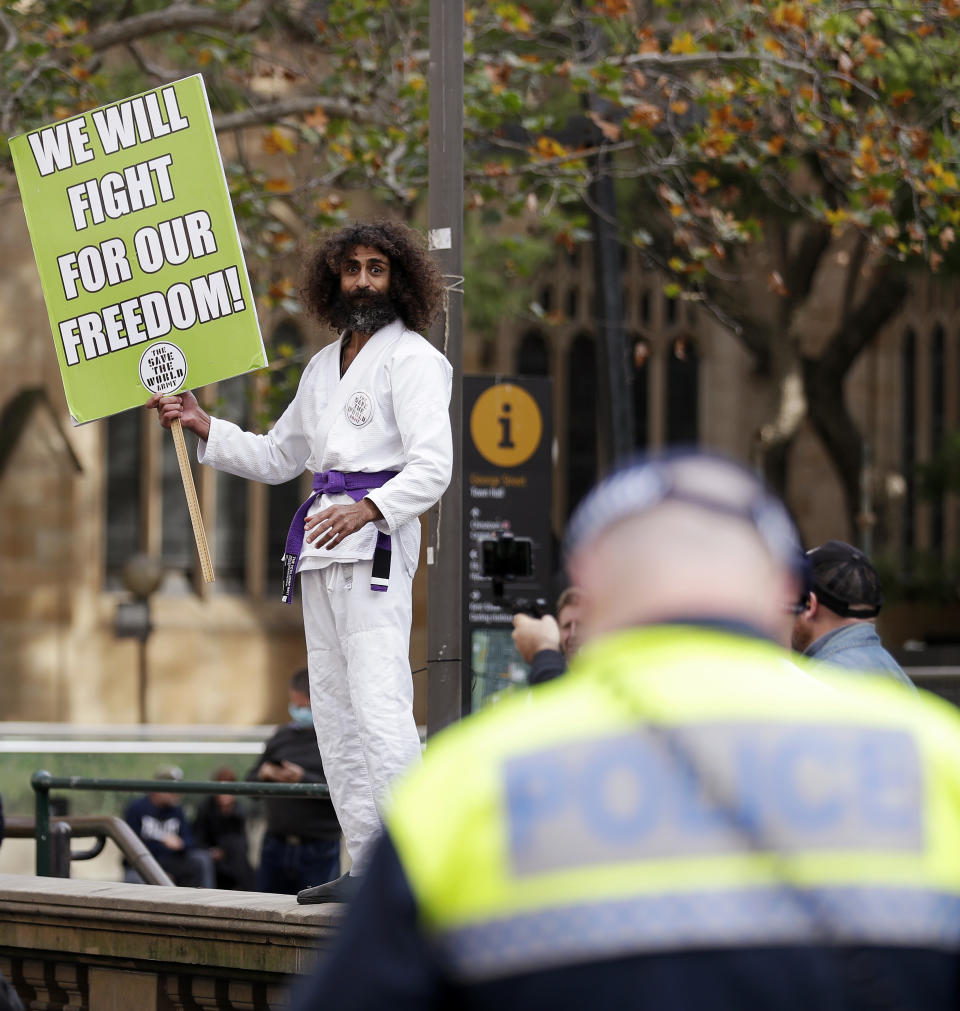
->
[2, 186, 959, 725]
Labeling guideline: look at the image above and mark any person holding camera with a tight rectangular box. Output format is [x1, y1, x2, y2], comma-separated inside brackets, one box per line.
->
[512, 586, 584, 684]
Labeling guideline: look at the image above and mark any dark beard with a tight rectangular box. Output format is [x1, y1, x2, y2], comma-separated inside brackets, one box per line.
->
[328, 291, 398, 334]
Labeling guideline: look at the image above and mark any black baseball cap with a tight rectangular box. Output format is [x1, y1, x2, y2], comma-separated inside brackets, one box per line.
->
[807, 540, 882, 618]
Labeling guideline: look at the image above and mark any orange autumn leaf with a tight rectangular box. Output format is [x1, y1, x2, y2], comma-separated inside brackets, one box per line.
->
[669, 32, 698, 55]
[588, 111, 621, 141]
[484, 64, 513, 88]
[911, 130, 932, 159]
[592, 0, 631, 15]
[638, 28, 660, 54]
[263, 128, 297, 156]
[264, 178, 293, 193]
[771, 3, 806, 29]
[533, 136, 568, 159]
[629, 103, 664, 129]
[691, 169, 716, 193]
[304, 107, 329, 130]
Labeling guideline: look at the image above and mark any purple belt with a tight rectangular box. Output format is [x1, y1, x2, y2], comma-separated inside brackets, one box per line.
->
[280, 469, 398, 603]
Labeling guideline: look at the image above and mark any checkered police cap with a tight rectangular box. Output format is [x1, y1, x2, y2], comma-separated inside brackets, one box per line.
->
[564, 451, 806, 582]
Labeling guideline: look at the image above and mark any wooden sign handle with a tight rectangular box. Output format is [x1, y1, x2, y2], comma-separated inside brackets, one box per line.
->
[171, 418, 215, 583]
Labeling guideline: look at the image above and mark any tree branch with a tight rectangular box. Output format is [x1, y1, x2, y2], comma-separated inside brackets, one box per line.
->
[821, 267, 909, 377]
[126, 42, 183, 84]
[840, 232, 868, 321]
[784, 222, 832, 317]
[84, 2, 265, 52]
[617, 50, 881, 104]
[0, 9, 16, 53]
[213, 96, 389, 132]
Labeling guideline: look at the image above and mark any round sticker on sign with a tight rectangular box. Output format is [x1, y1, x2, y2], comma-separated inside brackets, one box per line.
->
[344, 390, 375, 428]
[139, 341, 188, 395]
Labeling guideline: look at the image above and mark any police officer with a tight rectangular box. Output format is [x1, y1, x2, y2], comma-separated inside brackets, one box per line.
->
[291, 452, 960, 1010]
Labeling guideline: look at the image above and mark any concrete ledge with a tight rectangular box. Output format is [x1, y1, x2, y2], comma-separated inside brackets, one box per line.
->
[0, 874, 342, 1009]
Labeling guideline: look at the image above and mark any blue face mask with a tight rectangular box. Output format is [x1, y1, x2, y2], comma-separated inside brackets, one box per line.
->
[288, 704, 313, 726]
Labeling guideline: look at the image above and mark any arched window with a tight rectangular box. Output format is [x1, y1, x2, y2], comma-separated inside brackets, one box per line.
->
[665, 336, 699, 445]
[516, 331, 549, 376]
[566, 288, 579, 322]
[930, 323, 945, 553]
[632, 336, 650, 450]
[901, 328, 917, 565]
[105, 411, 141, 586]
[639, 291, 651, 325]
[567, 334, 597, 517]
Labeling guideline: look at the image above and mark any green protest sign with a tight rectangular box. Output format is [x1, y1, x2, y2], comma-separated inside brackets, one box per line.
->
[11, 74, 267, 425]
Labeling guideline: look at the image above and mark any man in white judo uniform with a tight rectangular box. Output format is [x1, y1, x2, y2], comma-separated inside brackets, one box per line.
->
[149, 220, 453, 903]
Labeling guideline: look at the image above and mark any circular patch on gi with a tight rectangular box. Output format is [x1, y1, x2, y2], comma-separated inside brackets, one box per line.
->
[344, 390, 375, 427]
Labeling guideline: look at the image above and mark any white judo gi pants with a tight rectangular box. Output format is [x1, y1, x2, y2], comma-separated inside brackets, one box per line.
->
[300, 560, 422, 874]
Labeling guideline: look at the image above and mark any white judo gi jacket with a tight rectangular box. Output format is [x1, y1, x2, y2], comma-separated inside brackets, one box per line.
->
[197, 318, 453, 580]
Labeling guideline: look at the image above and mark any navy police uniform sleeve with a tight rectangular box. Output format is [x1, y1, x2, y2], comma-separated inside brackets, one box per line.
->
[288, 831, 446, 1010]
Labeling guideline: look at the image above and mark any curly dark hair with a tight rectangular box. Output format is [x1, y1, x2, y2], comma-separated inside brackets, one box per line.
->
[301, 220, 445, 334]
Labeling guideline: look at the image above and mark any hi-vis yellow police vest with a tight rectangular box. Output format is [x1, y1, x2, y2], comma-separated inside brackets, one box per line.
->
[386, 626, 960, 984]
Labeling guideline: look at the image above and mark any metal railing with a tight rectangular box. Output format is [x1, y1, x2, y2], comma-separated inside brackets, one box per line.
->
[6, 814, 174, 884]
[29, 770, 330, 881]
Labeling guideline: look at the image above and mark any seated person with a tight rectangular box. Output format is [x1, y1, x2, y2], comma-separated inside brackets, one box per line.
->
[123, 765, 214, 887]
[192, 766, 255, 890]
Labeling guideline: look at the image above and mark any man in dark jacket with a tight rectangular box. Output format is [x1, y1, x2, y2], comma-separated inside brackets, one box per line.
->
[247, 669, 342, 893]
[123, 766, 214, 887]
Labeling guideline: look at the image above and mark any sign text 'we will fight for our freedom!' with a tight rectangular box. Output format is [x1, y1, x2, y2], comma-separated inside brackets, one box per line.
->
[29, 88, 239, 369]
[12, 75, 266, 423]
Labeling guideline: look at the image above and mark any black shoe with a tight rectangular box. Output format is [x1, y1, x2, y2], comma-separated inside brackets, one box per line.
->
[297, 872, 362, 905]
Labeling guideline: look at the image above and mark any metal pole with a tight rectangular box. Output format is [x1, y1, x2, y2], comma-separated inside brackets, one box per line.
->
[32, 770, 51, 876]
[50, 821, 72, 878]
[588, 166, 634, 462]
[576, 0, 633, 464]
[138, 632, 148, 724]
[426, 0, 465, 736]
